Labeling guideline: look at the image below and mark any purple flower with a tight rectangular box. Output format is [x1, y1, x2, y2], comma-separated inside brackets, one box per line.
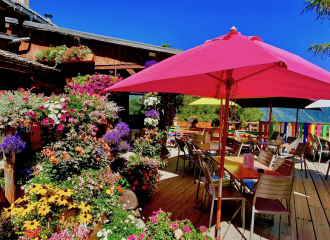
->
[145, 60, 157, 68]
[145, 109, 160, 119]
[0, 135, 26, 155]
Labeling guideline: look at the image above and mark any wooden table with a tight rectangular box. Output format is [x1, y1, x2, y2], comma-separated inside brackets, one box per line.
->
[211, 156, 283, 180]
[192, 141, 234, 153]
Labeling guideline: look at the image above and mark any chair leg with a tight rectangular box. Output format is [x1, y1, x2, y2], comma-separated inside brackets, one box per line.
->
[319, 152, 322, 164]
[304, 157, 308, 179]
[205, 192, 209, 210]
[201, 188, 206, 210]
[176, 152, 180, 171]
[196, 170, 202, 199]
[326, 163, 330, 180]
[182, 156, 185, 177]
[193, 164, 197, 184]
[250, 206, 255, 240]
[209, 197, 215, 228]
[242, 199, 245, 230]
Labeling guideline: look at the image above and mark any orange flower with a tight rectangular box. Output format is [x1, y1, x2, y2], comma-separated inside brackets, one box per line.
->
[98, 138, 104, 143]
[84, 136, 89, 142]
[119, 195, 123, 200]
[75, 146, 81, 152]
[42, 149, 53, 157]
[116, 175, 121, 180]
[63, 153, 70, 159]
[78, 149, 85, 156]
[96, 157, 101, 162]
[77, 135, 83, 140]
[49, 156, 59, 164]
[116, 186, 124, 194]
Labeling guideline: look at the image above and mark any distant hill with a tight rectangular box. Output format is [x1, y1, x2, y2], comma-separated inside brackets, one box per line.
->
[260, 108, 330, 123]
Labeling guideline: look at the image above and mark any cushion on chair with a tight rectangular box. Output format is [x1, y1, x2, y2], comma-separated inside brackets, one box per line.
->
[244, 179, 257, 190]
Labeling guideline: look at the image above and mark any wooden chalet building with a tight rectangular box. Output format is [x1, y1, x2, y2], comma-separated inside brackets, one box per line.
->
[0, 0, 181, 123]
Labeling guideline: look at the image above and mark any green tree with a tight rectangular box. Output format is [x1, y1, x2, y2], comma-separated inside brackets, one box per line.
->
[129, 97, 144, 115]
[302, 0, 330, 58]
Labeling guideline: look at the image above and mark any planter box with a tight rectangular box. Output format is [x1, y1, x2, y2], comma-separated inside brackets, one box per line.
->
[37, 54, 94, 65]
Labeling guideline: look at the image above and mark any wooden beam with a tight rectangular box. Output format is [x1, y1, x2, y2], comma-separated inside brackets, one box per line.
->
[126, 69, 136, 75]
[95, 65, 145, 70]
[34, 81, 57, 88]
[0, 62, 34, 73]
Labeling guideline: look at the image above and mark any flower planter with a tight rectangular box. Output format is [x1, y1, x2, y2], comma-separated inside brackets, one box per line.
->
[37, 54, 95, 65]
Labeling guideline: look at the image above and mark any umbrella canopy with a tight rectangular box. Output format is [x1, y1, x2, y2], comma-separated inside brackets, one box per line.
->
[236, 97, 322, 110]
[306, 100, 330, 109]
[106, 29, 330, 100]
[105, 27, 330, 238]
[189, 98, 237, 106]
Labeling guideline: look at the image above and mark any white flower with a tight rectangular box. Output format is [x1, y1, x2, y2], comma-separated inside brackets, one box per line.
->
[61, 98, 65, 102]
[56, 104, 62, 109]
[44, 103, 49, 108]
[97, 231, 103, 237]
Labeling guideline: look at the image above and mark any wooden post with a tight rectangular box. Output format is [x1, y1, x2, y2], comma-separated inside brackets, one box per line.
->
[295, 108, 299, 137]
[4, 152, 16, 204]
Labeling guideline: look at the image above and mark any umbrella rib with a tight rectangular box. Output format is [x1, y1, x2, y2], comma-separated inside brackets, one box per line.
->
[235, 63, 278, 83]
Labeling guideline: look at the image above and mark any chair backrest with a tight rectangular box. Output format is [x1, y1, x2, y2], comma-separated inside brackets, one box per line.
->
[256, 150, 273, 167]
[248, 135, 255, 150]
[289, 137, 302, 150]
[231, 140, 243, 156]
[186, 141, 198, 164]
[272, 157, 294, 176]
[294, 142, 309, 156]
[254, 174, 295, 201]
[226, 137, 235, 148]
[197, 152, 216, 193]
[287, 136, 297, 144]
[313, 134, 322, 150]
[176, 137, 186, 152]
[193, 133, 204, 141]
[271, 131, 280, 141]
[201, 128, 206, 135]
[235, 130, 241, 140]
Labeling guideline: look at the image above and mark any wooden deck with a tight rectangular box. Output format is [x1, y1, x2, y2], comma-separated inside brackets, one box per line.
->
[143, 147, 330, 239]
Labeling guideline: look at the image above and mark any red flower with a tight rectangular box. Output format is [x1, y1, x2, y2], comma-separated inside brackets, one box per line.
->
[58, 125, 64, 131]
[134, 180, 138, 185]
[26, 112, 32, 116]
[142, 185, 148, 190]
[62, 106, 68, 111]
[70, 108, 75, 113]
[40, 106, 46, 110]
[60, 116, 66, 121]
[32, 113, 37, 119]
[116, 175, 121, 180]
[22, 97, 29, 102]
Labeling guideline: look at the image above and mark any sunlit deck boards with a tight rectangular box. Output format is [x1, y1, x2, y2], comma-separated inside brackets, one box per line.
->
[144, 147, 330, 239]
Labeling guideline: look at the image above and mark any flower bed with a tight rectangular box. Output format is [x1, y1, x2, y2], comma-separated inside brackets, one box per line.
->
[35, 45, 93, 66]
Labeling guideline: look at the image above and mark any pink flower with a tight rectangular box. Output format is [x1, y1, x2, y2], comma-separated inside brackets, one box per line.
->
[138, 233, 145, 239]
[174, 229, 183, 239]
[62, 106, 68, 110]
[199, 226, 207, 232]
[148, 238, 152, 240]
[127, 235, 136, 240]
[44, 97, 49, 102]
[40, 106, 45, 110]
[183, 226, 191, 233]
[32, 113, 37, 119]
[22, 97, 29, 102]
[60, 116, 66, 121]
[68, 118, 74, 123]
[91, 131, 96, 136]
[42, 119, 48, 125]
[58, 125, 64, 131]
[65, 112, 70, 117]
[49, 126, 53, 130]
[151, 216, 157, 224]
[73, 119, 78, 124]
[26, 112, 32, 116]
[70, 108, 75, 113]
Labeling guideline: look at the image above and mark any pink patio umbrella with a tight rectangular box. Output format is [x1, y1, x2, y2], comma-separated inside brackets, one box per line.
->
[106, 27, 330, 238]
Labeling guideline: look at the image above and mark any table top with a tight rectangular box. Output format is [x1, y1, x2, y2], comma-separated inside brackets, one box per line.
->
[192, 141, 234, 152]
[180, 129, 200, 133]
[211, 156, 283, 179]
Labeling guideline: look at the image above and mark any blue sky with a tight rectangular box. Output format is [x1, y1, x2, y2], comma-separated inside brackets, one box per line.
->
[31, 0, 330, 71]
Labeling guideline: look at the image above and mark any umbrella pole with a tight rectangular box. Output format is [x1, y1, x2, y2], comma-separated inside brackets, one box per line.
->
[267, 100, 273, 142]
[216, 82, 232, 239]
[219, 99, 223, 145]
[295, 108, 299, 137]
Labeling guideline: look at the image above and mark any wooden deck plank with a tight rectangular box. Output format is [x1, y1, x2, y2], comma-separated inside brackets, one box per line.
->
[303, 168, 330, 240]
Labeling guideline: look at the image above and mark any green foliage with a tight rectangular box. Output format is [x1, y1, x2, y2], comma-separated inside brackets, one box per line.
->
[0, 169, 4, 189]
[302, 0, 330, 21]
[0, 217, 19, 240]
[302, 0, 330, 58]
[129, 97, 144, 115]
[308, 42, 330, 58]
[178, 95, 266, 122]
[161, 43, 183, 51]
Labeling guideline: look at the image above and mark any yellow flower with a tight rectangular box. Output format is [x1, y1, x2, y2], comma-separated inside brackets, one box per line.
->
[23, 219, 41, 230]
[78, 213, 92, 224]
[1, 203, 15, 219]
[38, 205, 51, 216]
[58, 189, 73, 197]
[15, 195, 30, 204]
[48, 195, 60, 204]
[106, 189, 112, 195]
[37, 197, 49, 207]
[68, 201, 78, 210]
[56, 197, 68, 206]
[78, 201, 92, 213]
[99, 185, 104, 189]
[28, 184, 42, 194]
[21, 203, 36, 217]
